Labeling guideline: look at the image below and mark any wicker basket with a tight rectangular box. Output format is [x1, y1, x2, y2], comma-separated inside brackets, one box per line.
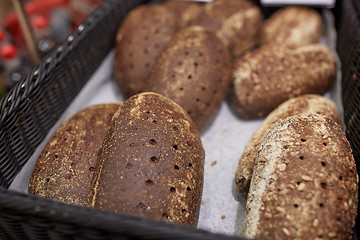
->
[0, 0, 358, 239]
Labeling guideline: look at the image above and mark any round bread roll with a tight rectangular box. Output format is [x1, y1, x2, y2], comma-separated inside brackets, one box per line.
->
[235, 94, 340, 195]
[189, 0, 263, 57]
[261, 6, 323, 47]
[242, 114, 358, 239]
[230, 44, 336, 119]
[114, 4, 177, 97]
[28, 103, 121, 206]
[144, 26, 232, 132]
[90, 92, 204, 226]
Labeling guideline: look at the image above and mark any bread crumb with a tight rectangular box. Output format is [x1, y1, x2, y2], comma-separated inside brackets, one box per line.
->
[211, 161, 217, 166]
[201, 200, 206, 205]
[221, 215, 226, 220]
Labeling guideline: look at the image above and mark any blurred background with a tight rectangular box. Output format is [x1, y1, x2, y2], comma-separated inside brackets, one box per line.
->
[0, 0, 103, 99]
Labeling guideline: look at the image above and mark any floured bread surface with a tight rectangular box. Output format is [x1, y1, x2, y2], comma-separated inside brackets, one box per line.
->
[189, 0, 263, 57]
[114, 5, 177, 97]
[231, 44, 336, 119]
[28, 103, 121, 206]
[261, 6, 323, 47]
[90, 92, 204, 226]
[235, 94, 339, 195]
[242, 115, 358, 239]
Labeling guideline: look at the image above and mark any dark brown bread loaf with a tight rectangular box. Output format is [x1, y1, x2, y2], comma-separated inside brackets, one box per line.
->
[235, 95, 340, 196]
[189, 0, 263, 57]
[261, 6, 323, 47]
[114, 4, 177, 97]
[28, 103, 121, 206]
[145, 26, 231, 132]
[90, 92, 204, 226]
[231, 44, 336, 119]
[242, 115, 358, 239]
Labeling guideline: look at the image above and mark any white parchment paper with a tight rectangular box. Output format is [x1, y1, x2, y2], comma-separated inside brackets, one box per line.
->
[9, 9, 341, 238]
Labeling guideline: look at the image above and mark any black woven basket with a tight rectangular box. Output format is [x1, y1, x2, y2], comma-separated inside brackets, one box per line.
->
[336, 0, 360, 237]
[0, 0, 358, 239]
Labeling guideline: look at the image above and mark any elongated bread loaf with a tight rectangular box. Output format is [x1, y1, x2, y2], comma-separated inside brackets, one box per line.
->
[114, 5, 177, 97]
[242, 114, 358, 239]
[231, 44, 336, 119]
[28, 103, 121, 206]
[261, 6, 323, 47]
[90, 93, 204, 226]
[235, 94, 339, 195]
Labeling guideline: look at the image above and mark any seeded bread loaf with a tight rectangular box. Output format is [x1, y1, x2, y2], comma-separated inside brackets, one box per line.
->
[231, 44, 336, 119]
[90, 92, 204, 226]
[261, 6, 323, 47]
[235, 94, 340, 195]
[189, 0, 263, 57]
[28, 103, 121, 206]
[242, 115, 358, 239]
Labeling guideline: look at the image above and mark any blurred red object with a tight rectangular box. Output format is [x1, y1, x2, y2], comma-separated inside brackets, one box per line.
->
[4, 0, 69, 49]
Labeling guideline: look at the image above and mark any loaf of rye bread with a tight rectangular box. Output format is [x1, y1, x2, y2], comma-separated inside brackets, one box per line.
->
[235, 94, 340, 195]
[28, 103, 121, 206]
[114, 4, 177, 97]
[261, 6, 323, 47]
[242, 114, 358, 239]
[145, 26, 232, 132]
[230, 44, 336, 119]
[89, 92, 204, 226]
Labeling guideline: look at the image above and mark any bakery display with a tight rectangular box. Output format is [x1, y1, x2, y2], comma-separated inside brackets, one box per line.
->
[24, 1, 358, 239]
[230, 44, 336, 119]
[145, 25, 231, 132]
[235, 94, 340, 195]
[89, 92, 204, 226]
[242, 114, 358, 239]
[28, 103, 121, 207]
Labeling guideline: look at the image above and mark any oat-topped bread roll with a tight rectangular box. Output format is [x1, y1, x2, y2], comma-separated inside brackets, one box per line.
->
[242, 114, 358, 239]
[189, 0, 263, 57]
[114, 5, 177, 97]
[161, 0, 203, 29]
[261, 6, 323, 47]
[230, 44, 336, 119]
[90, 92, 204, 226]
[235, 94, 339, 196]
[29, 103, 121, 206]
[145, 26, 231, 132]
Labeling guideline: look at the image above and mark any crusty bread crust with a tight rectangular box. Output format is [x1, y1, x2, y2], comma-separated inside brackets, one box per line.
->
[28, 103, 121, 206]
[114, 5, 177, 97]
[231, 44, 336, 119]
[242, 115, 358, 239]
[235, 94, 339, 195]
[145, 26, 231, 132]
[90, 93, 204, 226]
[189, 0, 263, 57]
[261, 6, 323, 47]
